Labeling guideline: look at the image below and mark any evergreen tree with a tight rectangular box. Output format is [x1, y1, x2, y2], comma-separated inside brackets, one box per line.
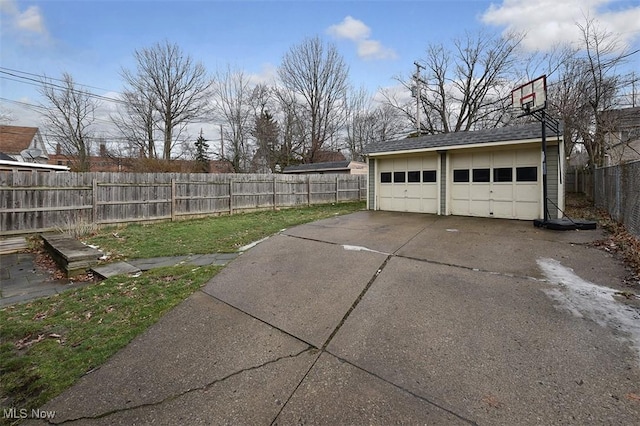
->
[195, 130, 210, 173]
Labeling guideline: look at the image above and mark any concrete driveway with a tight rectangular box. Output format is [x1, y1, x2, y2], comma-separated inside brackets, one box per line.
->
[33, 212, 640, 425]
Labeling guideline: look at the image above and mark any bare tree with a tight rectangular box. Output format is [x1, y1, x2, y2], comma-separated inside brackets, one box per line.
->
[111, 90, 159, 159]
[210, 66, 254, 172]
[383, 30, 524, 134]
[273, 86, 307, 167]
[121, 41, 212, 160]
[40, 72, 98, 171]
[547, 18, 638, 167]
[278, 36, 349, 162]
[0, 105, 15, 123]
[249, 84, 280, 172]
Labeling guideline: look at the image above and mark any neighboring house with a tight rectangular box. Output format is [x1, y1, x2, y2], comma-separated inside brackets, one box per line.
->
[0, 159, 69, 172]
[49, 143, 234, 173]
[602, 106, 640, 165]
[283, 161, 368, 175]
[364, 122, 564, 221]
[0, 125, 49, 163]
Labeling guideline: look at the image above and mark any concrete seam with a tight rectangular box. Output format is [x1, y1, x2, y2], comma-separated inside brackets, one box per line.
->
[198, 289, 318, 349]
[321, 255, 392, 351]
[269, 349, 323, 426]
[395, 253, 543, 283]
[324, 351, 479, 426]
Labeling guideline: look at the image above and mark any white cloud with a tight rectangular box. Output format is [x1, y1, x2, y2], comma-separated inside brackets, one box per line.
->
[327, 15, 371, 41]
[16, 5, 46, 34]
[327, 16, 397, 61]
[481, 0, 640, 51]
[1, 0, 49, 41]
[0, 0, 19, 15]
[247, 63, 278, 86]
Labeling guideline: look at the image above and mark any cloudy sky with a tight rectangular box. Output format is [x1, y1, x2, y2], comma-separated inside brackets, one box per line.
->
[1, 0, 639, 131]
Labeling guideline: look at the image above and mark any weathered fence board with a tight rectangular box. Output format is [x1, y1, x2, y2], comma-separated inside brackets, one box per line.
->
[0, 172, 366, 235]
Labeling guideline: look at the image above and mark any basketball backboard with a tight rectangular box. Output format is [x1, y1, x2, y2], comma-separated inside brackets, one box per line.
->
[511, 75, 547, 114]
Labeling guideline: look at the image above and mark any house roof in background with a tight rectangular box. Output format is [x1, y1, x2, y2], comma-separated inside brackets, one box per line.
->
[600, 106, 640, 129]
[364, 122, 561, 155]
[284, 161, 354, 173]
[0, 125, 39, 154]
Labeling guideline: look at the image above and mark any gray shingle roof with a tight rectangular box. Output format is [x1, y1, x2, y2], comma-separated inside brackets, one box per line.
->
[364, 122, 559, 155]
[283, 161, 351, 173]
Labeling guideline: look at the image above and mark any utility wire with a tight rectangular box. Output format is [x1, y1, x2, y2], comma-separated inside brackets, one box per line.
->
[0, 69, 125, 104]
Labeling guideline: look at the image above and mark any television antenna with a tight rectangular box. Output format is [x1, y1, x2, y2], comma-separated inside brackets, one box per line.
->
[20, 148, 42, 162]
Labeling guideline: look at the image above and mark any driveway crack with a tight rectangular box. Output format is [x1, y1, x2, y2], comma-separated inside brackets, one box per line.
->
[321, 255, 392, 351]
[48, 348, 314, 425]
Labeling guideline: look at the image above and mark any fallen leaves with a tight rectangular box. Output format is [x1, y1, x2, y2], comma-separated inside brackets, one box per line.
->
[626, 392, 640, 402]
[481, 394, 502, 409]
[15, 333, 65, 349]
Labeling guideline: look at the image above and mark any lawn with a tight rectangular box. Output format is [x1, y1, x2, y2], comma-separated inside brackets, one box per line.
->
[86, 202, 365, 259]
[0, 201, 364, 424]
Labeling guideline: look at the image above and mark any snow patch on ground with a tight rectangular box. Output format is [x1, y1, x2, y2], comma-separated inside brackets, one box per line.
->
[537, 257, 640, 363]
[342, 245, 389, 255]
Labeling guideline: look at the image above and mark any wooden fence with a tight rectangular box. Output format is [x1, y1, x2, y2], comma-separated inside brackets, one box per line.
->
[0, 171, 367, 236]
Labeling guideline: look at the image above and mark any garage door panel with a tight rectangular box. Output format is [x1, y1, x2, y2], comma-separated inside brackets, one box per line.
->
[472, 153, 491, 167]
[377, 155, 438, 213]
[470, 200, 490, 216]
[450, 149, 540, 220]
[515, 184, 539, 202]
[470, 184, 491, 200]
[492, 184, 513, 201]
[492, 201, 514, 217]
[492, 151, 514, 167]
[516, 202, 539, 220]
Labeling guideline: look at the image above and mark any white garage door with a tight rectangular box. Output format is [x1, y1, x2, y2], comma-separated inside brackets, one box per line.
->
[450, 148, 541, 220]
[377, 155, 438, 213]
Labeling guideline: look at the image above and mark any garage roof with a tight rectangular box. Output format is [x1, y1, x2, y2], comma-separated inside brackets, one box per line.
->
[365, 122, 559, 155]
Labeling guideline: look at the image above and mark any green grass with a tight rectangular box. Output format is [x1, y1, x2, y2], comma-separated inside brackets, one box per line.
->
[0, 265, 219, 424]
[87, 201, 365, 260]
[0, 201, 364, 423]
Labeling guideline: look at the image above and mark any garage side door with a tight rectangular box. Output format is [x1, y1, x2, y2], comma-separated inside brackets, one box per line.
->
[378, 155, 438, 213]
[449, 149, 540, 220]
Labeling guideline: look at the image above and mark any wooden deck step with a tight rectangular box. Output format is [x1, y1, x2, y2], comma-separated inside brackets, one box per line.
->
[41, 234, 103, 277]
[0, 237, 28, 255]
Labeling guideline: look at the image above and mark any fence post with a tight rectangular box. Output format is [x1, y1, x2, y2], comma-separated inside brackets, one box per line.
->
[92, 178, 97, 224]
[229, 180, 234, 215]
[171, 178, 176, 221]
[307, 175, 311, 206]
[335, 176, 339, 203]
[273, 176, 277, 210]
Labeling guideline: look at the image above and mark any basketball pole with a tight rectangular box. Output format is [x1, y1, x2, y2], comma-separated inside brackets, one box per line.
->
[541, 109, 549, 223]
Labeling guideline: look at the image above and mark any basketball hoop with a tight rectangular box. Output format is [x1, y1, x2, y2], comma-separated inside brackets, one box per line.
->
[511, 76, 546, 116]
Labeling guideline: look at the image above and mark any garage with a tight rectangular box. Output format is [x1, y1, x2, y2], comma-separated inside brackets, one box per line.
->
[365, 123, 564, 221]
[377, 154, 438, 213]
[449, 146, 541, 220]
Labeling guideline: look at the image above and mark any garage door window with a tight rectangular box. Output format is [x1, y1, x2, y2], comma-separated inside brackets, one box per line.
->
[407, 171, 421, 183]
[453, 169, 470, 182]
[380, 172, 392, 183]
[393, 171, 406, 183]
[493, 168, 513, 182]
[516, 167, 537, 182]
[423, 170, 437, 182]
[472, 168, 490, 182]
